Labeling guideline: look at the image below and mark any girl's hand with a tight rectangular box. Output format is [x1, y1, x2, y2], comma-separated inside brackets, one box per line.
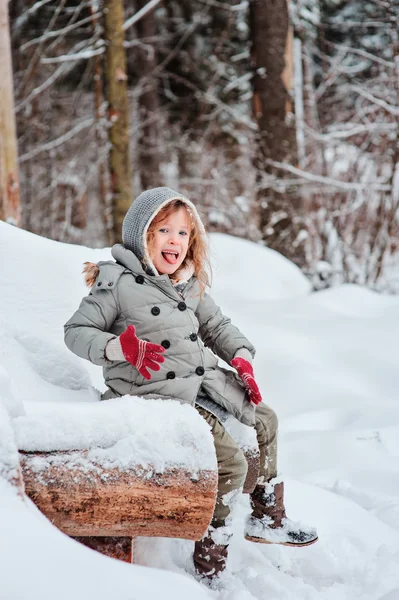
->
[231, 357, 262, 405]
[107, 325, 165, 380]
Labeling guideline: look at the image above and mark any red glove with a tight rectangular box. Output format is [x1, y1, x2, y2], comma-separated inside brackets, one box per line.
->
[120, 325, 165, 380]
[231, 357, 262, 405]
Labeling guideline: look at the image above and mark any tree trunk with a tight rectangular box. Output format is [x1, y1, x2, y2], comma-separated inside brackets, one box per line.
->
[104, 0, 132, 244]
[249, 0, 305, 265]
[0, 0, 20, 225]
[136, 0, 161, 190]
[91, 0, 112, 246]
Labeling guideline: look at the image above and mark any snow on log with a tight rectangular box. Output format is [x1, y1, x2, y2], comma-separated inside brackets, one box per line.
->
[15, 396, 220, 540]
[20, 450, 217, 540]
[0, 404, 24, 495]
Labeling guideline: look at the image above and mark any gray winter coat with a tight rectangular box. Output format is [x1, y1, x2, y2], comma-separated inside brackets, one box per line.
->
[64, 244, 256, 426]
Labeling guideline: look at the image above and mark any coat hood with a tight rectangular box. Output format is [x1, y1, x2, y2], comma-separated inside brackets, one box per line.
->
[122, 187, 206, 275]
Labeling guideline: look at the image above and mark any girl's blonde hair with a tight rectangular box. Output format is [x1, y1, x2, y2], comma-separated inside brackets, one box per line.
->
[146, 200, 211, 297]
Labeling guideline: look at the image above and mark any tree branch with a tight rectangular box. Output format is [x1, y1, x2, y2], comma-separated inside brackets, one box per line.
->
[123, 0, 161, 31]
[19, 118, 95, 162]
[265, 159, 392, 192]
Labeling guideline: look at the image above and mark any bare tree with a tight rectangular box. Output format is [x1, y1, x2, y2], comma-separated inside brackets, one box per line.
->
[135, 0, 161, 190]
[0, 0, 20, 225]
[104, 0, 132, 243]
[294, 0, 399, 290]
[249, 0, 305, 266]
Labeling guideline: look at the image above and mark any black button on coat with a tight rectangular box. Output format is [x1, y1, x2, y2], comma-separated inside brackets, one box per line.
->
[64, 244, 256, 427]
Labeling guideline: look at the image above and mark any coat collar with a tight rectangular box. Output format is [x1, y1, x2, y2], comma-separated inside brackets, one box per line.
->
[111, 244, 195, 286]
[111, 244, 168, 280]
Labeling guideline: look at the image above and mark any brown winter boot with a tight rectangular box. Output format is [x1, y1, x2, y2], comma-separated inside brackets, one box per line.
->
[245, 478, 318, 547]
[193, 532, 229, 579]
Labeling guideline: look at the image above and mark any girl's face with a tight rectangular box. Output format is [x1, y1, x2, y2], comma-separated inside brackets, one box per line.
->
[149, 207, 191, 275]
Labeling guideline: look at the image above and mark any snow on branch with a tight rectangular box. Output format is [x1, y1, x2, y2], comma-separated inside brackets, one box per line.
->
[265, 160, 392, 192]
[195, 0, 248, 11]
[19, 118, 95, 163]
[166, 72, 257, 130]
[223, 72, 253, 94]
[13, 0, 54, 36]
[41, 45, 105, 64]
[15, 39, 95, 112]
[350, 86, 399, 116]
[16, 64, 67, 113]
[325, 19, 391, 29]
[307, 122, 396, 141]
[20, 13, 102, 51]
[123, 0, 162, 32]
[331, 43, 395, 69]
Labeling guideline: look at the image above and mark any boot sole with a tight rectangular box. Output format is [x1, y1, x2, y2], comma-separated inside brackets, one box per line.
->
[245, 534, 319, 547]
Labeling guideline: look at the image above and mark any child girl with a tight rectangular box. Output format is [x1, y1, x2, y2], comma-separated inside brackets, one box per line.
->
[64, 187, 317, 580]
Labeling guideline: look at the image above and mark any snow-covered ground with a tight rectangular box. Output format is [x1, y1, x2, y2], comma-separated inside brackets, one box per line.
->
[1, 221, 399, 599]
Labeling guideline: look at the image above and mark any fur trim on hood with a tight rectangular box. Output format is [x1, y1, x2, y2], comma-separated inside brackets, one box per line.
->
[83, 262, 99, 288]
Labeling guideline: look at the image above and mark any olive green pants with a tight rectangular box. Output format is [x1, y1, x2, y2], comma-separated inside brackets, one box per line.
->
[196, 403, 278, 527]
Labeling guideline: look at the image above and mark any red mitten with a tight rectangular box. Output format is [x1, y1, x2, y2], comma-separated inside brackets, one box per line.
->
[120, 325, 165, 380]
[231, 357, 262, 405]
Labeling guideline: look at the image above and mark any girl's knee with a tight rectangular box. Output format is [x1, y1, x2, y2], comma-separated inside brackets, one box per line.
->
[256, 404, 278, 439]
[231, 450, 248, 488]
[235, 451, 248, 487]
[268, 408, 278, 435]
[220, 448, 248, 488]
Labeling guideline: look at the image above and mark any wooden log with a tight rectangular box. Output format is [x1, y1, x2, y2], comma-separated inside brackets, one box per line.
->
[20, 450, 218, 541]
[73, 536, 134, 563]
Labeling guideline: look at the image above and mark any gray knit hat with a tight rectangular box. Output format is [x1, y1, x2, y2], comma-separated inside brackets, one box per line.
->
[122, 187, 206, 273]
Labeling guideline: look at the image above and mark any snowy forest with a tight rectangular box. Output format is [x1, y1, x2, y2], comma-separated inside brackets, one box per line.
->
[2, 3, 399, 599]
[2, 0, 399, 291]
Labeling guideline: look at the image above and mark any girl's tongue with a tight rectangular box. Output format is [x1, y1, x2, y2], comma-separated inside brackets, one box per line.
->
[162, 251, 178, 265]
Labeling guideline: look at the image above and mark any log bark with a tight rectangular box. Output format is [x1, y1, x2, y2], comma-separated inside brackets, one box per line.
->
[103, 0, 132, 244]
[20, 451, 218, 540]
[0, 0, 20, 225]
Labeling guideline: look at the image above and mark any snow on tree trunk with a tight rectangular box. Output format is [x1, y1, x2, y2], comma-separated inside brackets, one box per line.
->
[293, 36, 306, 168]
[0, 404, 24, 495]
[0, 0, 20, 225]
[104, 0, 132, 243]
